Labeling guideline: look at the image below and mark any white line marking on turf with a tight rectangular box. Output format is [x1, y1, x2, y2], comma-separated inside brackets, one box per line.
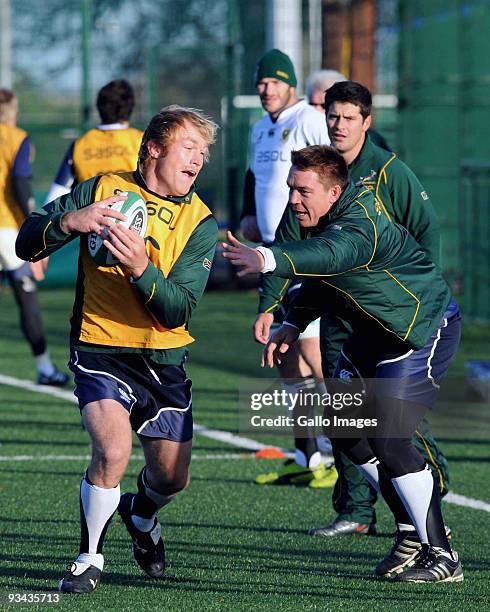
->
[1, 373, 488, 513]
[443, 492, 490, 513]
[0, 373, 77, 403]
[193, 424, 274, 451]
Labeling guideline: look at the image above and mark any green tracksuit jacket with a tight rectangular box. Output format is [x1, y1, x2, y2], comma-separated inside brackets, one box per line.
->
[267, 183, 451, 350]
[264, 182, 452, 519]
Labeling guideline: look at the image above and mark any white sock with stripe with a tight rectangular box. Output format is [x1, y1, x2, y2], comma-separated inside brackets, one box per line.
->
[392, 464, 433, 545]
[78, 476, 120, 571]
[356, 458, 381, 492]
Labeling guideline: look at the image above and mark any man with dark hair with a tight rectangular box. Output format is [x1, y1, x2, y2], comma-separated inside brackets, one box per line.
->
[45, 79, 142, 203]
[223, 144, 463, 584]
[96, 79, 135, 124]
[306, 72, 390, 150]
[255, 80, 449, 549]
[0, 89, 68, 385]
[17, 106, 219, 593]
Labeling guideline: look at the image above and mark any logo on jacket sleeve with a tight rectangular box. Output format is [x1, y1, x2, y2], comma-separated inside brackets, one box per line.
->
[355, 169, 377, 186]
[203, 258, 212, 270]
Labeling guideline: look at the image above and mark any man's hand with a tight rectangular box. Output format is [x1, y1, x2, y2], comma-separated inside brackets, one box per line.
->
[60, 195, 127, 234]
[30, 257, 49, 282]
[104, 224, 149, 279]
[240, 215, 261, 242]
[222, 230, 265, 277]
[254, 312, 274, 344]
[262, 324, 300, 368]
[30, 257, 49, 281]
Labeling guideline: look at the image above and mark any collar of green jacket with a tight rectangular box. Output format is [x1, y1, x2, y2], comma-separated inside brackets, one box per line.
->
[133, 169, 195, 204]
[349, 133, 393, 178]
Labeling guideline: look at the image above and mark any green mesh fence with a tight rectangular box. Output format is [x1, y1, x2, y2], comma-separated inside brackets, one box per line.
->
[460, 161, 490, 322]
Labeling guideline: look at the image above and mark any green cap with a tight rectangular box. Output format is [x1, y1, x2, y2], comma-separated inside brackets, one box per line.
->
[255, 49, 297, 87]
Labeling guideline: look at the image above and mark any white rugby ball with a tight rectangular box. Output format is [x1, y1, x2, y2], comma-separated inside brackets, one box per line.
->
[88, 191, 148, 267]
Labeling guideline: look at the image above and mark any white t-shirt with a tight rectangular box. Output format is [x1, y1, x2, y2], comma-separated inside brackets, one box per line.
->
[249, 100, 329, 243]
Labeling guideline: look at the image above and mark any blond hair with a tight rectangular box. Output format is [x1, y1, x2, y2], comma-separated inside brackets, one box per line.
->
[139, 105, 218, 171]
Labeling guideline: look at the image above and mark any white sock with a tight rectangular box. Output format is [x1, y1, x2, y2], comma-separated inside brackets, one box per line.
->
[308, 450, 322, 468]
[316, 435, 333, 456]
[314, 381, 332, 458]
[295, 449, 322, 468]
[295, 449, 307, 467]
[132, 515, 155, 532]
[35, 351, 55, 376]
[75, 554, 104, 572]
[397, 523, 416, 532]
[392, 465, 433, 545]
[355, 458, 380, 492]
[80, 477, 120, 569]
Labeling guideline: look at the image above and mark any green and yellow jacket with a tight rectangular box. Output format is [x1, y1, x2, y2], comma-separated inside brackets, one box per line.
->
[265, 184, 451, 350]
[16, 171, 218, 364]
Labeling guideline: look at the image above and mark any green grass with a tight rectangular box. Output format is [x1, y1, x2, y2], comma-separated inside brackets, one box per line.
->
[0, 288, 489, 611]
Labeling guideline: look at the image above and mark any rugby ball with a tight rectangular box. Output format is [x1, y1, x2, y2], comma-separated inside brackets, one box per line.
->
[88, 191, 148, 267]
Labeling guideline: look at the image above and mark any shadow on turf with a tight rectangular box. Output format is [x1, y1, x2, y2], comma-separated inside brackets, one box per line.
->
[0, 418, 80, 429]
[1, 539, 480, 599]
[438, 438, 490, 445]
[0, 438, 89, 447]
[0, 468, 86, 477]
[0, 516, 77, 526]
[445, 455, 490, 463]
[192, 387, 237, 397]
[189, 475, 260, 485]
[0, 565, 390, 598]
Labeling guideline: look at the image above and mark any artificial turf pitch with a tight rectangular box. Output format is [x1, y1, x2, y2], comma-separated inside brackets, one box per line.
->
[0, 288, 489, 611]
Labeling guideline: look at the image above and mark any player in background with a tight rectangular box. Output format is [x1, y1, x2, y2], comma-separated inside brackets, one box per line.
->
[223, 145, 463, 584]
[45, 79, 142, 202]
[17, 106, 219, 593]
[240, 50, 337, 488]
[0, 89, 68, 386]
[305, 69, 347, 113]
[306, 70, 391, 151]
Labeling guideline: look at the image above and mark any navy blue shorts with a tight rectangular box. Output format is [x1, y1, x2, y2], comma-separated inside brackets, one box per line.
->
[335, 299, 461, 409]
[69, 350, 193, 442]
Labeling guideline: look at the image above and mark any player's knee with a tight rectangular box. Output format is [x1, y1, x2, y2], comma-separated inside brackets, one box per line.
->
[370, 437, 424, 477]
[93, 444, 130, 472]
[149, 466, 189, 495]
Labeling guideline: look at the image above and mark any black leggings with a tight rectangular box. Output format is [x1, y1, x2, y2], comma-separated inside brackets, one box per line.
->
[7, 264, 46, 356]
